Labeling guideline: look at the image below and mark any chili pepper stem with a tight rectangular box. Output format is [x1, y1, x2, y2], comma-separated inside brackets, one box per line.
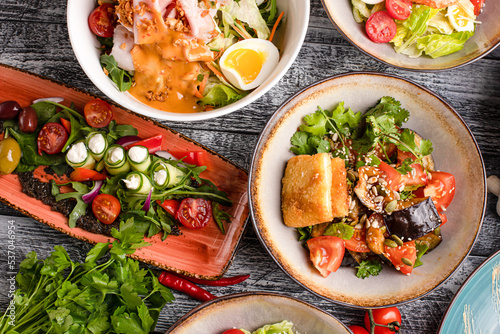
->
[367, 309, 401, 334]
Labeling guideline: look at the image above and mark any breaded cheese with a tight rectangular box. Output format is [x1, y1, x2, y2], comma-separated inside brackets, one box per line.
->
[330, 157, 349, 218]
[282, 153, 333, 227]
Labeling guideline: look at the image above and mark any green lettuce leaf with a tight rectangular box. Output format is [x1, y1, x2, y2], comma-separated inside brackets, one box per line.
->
[220, 0, 271, 39]
[199, 83, 247, 107]
[416, 31, 474, 58]
[252, 320, 294, 334]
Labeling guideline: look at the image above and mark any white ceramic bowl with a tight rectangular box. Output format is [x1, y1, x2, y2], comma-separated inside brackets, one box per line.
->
[321, 0, 500, 71]
[165, 292, 351, 334]
[66, 0, 309, 121]
[249, 72, 486, 308]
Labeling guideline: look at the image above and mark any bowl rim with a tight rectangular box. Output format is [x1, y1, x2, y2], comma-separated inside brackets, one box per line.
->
[164, 291, 352, 333]
[248, 71, 487, 308]
[319, 0, 500, 72]
[66, 0, 311, 121]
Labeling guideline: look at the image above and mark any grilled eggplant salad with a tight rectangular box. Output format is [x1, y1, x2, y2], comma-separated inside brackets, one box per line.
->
[0, 98, 232, 239]
[282, 97, 455, 278]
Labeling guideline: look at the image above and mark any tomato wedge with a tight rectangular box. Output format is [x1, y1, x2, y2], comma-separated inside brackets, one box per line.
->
[88, 4, 115, 38]
[439, 212, 448, 226]
[384, 241, 416, 275]
[84, 99, 113, 128]
[37, 122, 68, 155]
[345, 228, 370, 253]
[365, 11, 397, 43]
[418, 171, 456, 212]
[60, 118, 72, 134]
[175, 198, 212, 229]
[470, 0, 484, 16]
[400, 163, 428, 187]
[156, 199, 180, 217]
[378, 161, 404, 192]
[92, 194, 121, 224]
[386, 0, 412, 20]
[169, 150, 211, 169]
[70, 168, 107, 182]
[307, 236, 345, 278]
[125, 134, 163, 154]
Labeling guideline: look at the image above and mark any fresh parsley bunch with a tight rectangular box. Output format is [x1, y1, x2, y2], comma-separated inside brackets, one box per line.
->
[0, 219, 174, 334]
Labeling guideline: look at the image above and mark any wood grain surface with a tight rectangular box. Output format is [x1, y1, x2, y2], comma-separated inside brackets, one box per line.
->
[1, 0, 500, 333]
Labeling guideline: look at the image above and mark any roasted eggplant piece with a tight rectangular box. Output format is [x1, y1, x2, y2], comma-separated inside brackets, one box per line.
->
[383, 197, 441, 241]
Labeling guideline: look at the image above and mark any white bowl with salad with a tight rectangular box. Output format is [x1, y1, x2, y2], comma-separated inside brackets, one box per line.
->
[67, 0, 309, 121]
[321, 0, 500, 70]
[249, 72, 486, 307]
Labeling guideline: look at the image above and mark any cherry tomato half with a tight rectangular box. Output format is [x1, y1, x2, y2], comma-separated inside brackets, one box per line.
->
[384, 240, 416, 275]
[345, 228, 370, 253]
[470, 0, 484, 16]
[366, 11, 397, 43]
[157, 199, 180, 217]
[84, 99, 113, 128]
[175, 198, 212, 229]
[348, 325, 370, 334]
[386, 0, 412, 20]
[37, 122, 68, 155]
[221, 330, 245, 334]
[364, 307, 402, 334]
[88, 4, 115, 38]
[307, 236, 345, 278]
[419, 171, 455, 212]
[92, 194, 121, 225]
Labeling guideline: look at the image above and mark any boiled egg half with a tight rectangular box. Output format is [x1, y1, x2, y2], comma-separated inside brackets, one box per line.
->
[447, 0, 476, 32]
[219, 38, 279, 91]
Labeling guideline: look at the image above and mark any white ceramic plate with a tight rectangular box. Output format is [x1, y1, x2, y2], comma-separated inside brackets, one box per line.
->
[249, 72, 486, 308]
[165, 292, 351, 334]
[66, 0, 309, 121]
[321, 0, 500, 71]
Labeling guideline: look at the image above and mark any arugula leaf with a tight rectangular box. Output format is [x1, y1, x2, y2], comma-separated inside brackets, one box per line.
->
[213, 202, 232, 234]
[297, 226, 312, 242]
[324, 222, 355, 240]
[51, 180, 89, 228]
[100, 54, 133, 91]
[414, 241, 429, 267]
[356, 259, 383, 279]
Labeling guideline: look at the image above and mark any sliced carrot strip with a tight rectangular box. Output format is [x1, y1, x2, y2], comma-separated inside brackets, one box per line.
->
[269, 11, 284, 43]
[206, 62, 223, 78]
[194, 90, 204, 99]
[199, 73, 209, 94]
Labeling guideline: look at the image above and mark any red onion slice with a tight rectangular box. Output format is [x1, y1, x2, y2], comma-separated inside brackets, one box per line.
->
[32, 97, 64, 104]
[116, 135, 142, 147]
[155, 150, 178, 161]
[82, 180, 104, 204]
[142, 187, 153, 212]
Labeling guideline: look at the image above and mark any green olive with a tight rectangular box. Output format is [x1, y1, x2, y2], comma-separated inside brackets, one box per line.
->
[0, 137, 21, 175]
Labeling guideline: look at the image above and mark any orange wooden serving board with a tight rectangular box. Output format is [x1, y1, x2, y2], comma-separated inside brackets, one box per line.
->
[0, 64, 249, 279]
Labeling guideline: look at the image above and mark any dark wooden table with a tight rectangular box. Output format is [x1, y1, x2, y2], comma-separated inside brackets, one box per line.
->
[1, 0, 499, 332]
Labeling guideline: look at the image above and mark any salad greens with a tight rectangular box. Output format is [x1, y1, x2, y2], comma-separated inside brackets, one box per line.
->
[238, 320, 295, 334]
[0, 219, 174, 334]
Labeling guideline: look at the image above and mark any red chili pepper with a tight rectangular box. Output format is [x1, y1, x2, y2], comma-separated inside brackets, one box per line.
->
[158, 272, 216, 302]
[178, 274, 250, 286]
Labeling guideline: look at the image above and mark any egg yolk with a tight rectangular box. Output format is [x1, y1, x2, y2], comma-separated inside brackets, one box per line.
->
[224, 48, 265, 84]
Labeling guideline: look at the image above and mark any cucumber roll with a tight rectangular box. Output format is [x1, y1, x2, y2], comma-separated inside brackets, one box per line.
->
[66, 140, 95, 169]
[104, 145, 130, 175]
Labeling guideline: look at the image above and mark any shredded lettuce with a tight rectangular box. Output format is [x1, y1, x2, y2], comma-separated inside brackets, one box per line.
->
[416, 31, 474, 58]
[351, 0, 384, 23]
[220, 0, 271, 39]
[251, 320, 295, 334]
[427, 10, 454, 35]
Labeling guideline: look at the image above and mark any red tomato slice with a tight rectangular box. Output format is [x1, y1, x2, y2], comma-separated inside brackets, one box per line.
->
[60, 118, 72, 134]
[364, 307, 402, 334]
[307, 236, 345, 278]
[419, 171, 456, 212]
[92, 194, 121, 224]
[378, 161, 404, 192]
[88, 4, 115, 38]
[84, 99, 113, 128]
[345, 228, 370, 253]
[175, 198, 212, 229]
[37, 122, 68, 155]
[470, 0, 484, 15]
[400, 163, 428, 187]
[156, 199, 180, 217]
[70, 168, 107, 182]
[396, 148, 417, 165]
[365, 11, 397, 43]
[384, 241, 416, 275]
[439, 212, 448, 226]
[349, 325, 370, 334]
[221, 330, 245, 334]
[386, 0, 412, 20]
[169, 151, 211, 169]
[125, 134, 163, 154]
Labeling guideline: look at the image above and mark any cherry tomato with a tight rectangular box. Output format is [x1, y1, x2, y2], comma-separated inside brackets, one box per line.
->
[157, 199, 180, 216]
[400, 163, 427, 187]
[88, 4, 115, 38]
[386, 0, 412, 20]
[418, 171, 455, 212]
[175, 198, 212, 229]
[470, 0, 484, 16]
[84, 99, 113, 128]
[345, 228, 370, 253]
[349, 325, 370, 334]
[364, 307, 402, 334]
[307, 236, 345, 278]
[169, 151, 211, 169]
[365, 11, 397, 43]
[221, 330, 245, 334]
[384, 241, 416, 275]
[378, 161, 404, 192]
[37, 122, 68, 155]
[92, 194, 121, 225]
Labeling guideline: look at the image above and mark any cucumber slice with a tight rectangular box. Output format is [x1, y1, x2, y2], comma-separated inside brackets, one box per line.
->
[123, 171, 152, 194]
[66, 140, 95, 169]
[104, 145, 130, 175]
[127, 145, 151, 173]
[86, 132, 108, 161]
